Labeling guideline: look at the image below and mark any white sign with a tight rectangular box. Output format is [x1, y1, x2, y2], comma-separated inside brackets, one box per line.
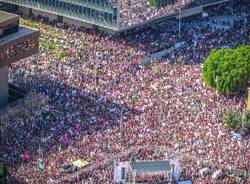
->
[114, 161, 129, 183]
[170, 159, 182, 182]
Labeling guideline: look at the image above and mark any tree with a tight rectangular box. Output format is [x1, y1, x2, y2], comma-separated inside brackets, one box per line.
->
[0, 162, 7, 184]
[148, 0, 158, 7]
[242, 110, 250, 129]
[224, 110, 241, 130]
[202, 45, 250, 94]
[148, 0, 175, 8]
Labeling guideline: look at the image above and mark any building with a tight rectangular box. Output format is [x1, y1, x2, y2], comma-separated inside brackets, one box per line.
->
[128, 160, 172, 183]
[0, 0, 230, 33]
[0, 10, 39, 107]
[0, 10, 48, 128]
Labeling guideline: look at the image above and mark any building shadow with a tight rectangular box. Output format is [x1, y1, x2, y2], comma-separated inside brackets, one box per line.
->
[0, 71, 139, 181]
[6, 175, 28, 184]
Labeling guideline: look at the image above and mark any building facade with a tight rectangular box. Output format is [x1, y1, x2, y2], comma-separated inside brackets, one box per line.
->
[0, 0, 231, 32]
[0, 10, 39, 107]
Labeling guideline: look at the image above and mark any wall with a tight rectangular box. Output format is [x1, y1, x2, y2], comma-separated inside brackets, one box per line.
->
[63, 17, 94, 29]
[18, 6, 58, 21]
[18, 5, 95, 29]
[0, 65, 9, 107]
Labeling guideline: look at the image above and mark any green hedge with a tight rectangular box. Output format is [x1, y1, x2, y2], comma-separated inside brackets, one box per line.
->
[202, 45, 250, 94]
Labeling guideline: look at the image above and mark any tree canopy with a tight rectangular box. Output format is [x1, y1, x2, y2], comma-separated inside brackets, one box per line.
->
[0, 162, 7, 183]
[242, 110, 250, 129]
[148, 0, 175, 8]
[202, 45, 250, 94]
[224, 110, 241, 130]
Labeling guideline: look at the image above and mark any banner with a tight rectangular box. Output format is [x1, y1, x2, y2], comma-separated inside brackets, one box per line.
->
[114, 161, 129, 183]
[72, 160, 89, 168]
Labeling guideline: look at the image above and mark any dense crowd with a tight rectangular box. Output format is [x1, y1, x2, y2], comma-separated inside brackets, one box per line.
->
[110, 0, 223, 27]
[0, 39, 38, 62]
[0, 1, 250, 184]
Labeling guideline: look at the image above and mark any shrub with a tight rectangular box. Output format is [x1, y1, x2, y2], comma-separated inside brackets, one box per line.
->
[224, 110, 241, 130]
[242, 110, 250, 129]
[202, 45, 250, 94]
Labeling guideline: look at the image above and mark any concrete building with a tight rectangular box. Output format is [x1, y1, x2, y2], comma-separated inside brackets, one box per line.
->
[0, 10, 39, 107]
[0, 0, 230, 33]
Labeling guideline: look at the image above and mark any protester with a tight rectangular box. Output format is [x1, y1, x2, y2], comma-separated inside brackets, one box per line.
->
[0, 1, 249, 183]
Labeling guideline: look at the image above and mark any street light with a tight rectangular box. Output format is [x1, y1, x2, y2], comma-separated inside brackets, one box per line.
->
[178, 8, 181, 38]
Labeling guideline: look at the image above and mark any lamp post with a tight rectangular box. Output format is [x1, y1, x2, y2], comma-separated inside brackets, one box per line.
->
[117, 0, 121, 27]
[244, 18, 247, 30]
[178, 8, 181, 38]
[120, 116, 124, 157]
[247, 87, 250, 111]
[170, 163, 174, 184]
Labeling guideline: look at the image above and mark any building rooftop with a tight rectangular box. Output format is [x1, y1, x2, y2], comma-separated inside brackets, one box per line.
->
[0, 25, 38, 45]
[130, 160, 171, 174]
[0, 24, 39, 67]
[0, 10, 18, 25]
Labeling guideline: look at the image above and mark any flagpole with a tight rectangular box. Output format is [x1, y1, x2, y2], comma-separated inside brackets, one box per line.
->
[117, 0, 121, 28]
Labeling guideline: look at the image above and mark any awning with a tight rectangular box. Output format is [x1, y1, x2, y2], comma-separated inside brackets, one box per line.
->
[130, 160, 171, 174]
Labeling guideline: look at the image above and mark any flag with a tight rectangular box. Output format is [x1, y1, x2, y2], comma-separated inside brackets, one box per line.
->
[23, 151, 31, 161]
[57, 144, 61, 151]
[107, 143, 111, 152]
[131, 96, 137, 105]
[38, 160, 44, 170]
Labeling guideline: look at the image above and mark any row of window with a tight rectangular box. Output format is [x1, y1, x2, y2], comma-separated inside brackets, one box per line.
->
[3, 0, 119, 26]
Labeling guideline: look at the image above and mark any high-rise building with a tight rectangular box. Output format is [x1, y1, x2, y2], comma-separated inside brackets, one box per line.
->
[0, 0, 230, 32]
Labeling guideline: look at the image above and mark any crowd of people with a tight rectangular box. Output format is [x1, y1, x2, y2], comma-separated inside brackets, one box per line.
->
[0, 39, 38, 62]
[0, 1, 249, 184]
[109, 0, 223, 27]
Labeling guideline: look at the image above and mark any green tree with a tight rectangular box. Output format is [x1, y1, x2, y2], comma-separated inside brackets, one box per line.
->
[148, 0, 158, 7]
[242, 110, 250, 129]
[0, 162, 7, 184]
[148, 0, 174, 8]
[224, 110, 241, 130]
[202, 45, 250, 94]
